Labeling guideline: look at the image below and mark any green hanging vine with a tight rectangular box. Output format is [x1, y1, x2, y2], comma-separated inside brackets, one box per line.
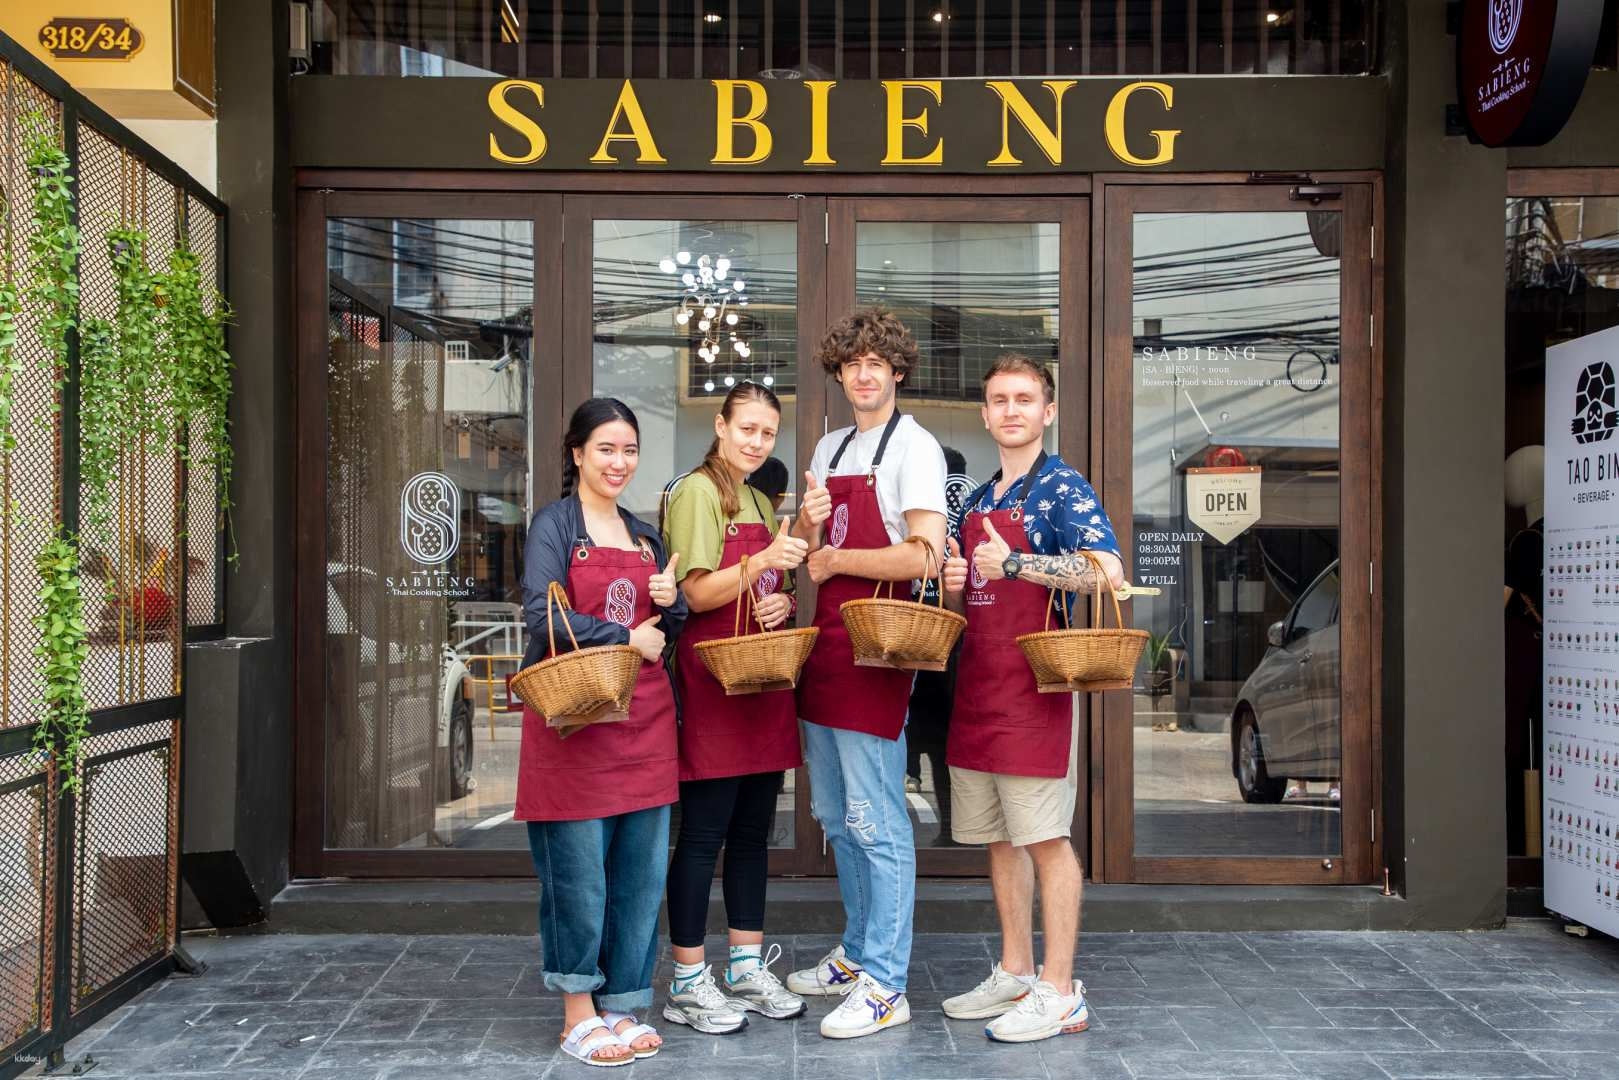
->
[159, 244, 235, 560]
[0, 205, 20, 452]
[76, 314, 119, 541]
[33, 530, 89, 793]
[24, 113, 78, 398]
[78, 229, 167, 544]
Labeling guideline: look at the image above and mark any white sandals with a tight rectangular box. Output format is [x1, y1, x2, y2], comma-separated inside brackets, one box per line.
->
[602, 1010, 662, 1059]
[560, 1015, 633, 1067]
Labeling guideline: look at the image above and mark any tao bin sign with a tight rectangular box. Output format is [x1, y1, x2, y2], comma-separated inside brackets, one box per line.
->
[1459, 0, 1604, 147]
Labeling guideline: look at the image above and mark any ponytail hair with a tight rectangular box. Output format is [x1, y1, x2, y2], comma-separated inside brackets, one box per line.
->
[562, 397, 640, 499]
[688, 381, 781, 522]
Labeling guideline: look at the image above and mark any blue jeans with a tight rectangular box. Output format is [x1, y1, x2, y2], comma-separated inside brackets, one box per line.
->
[802, 721, 915, 992]
[527, 804, 671, 1011]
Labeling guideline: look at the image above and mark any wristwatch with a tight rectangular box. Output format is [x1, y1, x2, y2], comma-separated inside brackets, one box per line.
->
[1002, 552, 1024, 580]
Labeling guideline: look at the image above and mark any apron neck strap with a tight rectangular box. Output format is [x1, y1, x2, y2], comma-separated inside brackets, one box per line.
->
[827, 409, 903, 475]
[988, 450, 1048, 518]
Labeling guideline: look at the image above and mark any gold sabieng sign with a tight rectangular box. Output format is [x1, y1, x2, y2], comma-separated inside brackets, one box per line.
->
[485, 78, 1181, 169]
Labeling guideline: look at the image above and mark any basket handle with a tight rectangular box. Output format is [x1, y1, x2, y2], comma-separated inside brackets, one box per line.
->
[869, 534, 945, 605]
[732, 552, 767, 637]
[1085, 550, 1127, 630]
[545, 580, 584, 659]
[1041, 551, 1126, 632]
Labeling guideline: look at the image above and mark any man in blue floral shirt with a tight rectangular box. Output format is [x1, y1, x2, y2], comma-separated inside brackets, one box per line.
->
[955, 451, 1119, 573]
[938, 353, 1123, 1045]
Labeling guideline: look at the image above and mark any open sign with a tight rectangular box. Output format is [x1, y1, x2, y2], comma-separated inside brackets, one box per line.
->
[1186, 466, 1261, 546]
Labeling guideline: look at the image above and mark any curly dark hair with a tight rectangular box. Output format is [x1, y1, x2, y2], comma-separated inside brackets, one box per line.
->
[815, 307, 920, 378]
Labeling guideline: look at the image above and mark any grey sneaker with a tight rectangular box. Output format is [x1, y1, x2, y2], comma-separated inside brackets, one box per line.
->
[723, 944, 807, 1019]
[662, 966, 749, 1035]
[941, 962, 1036, 1020]
[984, 979, 1089, 1043]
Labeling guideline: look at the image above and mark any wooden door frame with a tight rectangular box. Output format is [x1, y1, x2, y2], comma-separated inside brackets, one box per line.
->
[824, 195, 1093, 877]
[1091, 175, 1384, 885]
[294, 190, 559, 878]
[561, 193, 830, 876]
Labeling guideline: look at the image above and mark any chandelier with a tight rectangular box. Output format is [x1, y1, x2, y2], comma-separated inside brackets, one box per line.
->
[658, 250, 769, 394]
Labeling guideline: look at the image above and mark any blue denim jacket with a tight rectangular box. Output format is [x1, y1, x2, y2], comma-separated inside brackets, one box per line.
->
[520, 494, 688, 669]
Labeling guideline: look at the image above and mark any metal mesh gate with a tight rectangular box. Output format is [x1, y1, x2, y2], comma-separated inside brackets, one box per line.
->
[0, 31, 225, 1080]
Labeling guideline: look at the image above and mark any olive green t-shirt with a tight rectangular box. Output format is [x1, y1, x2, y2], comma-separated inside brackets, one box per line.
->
[662, 472, 789, 586]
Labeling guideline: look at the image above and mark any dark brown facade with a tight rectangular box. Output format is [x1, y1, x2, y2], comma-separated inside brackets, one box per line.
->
[199, 0, 1619, 930]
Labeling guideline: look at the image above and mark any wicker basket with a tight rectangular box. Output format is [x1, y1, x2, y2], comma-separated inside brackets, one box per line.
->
[694, 553, 820, 695]
[841, 536, 967, 672]
[1016, 551, 1148, 692]
[509, 581, 643, 728]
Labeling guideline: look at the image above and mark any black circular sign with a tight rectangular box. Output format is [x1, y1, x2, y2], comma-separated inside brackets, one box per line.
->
[1459, 0, 1604, 147]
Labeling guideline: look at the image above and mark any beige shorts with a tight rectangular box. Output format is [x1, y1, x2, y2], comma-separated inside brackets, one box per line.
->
[949, 764, 1078, 848]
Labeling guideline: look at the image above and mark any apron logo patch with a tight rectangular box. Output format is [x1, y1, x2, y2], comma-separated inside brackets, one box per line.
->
[755, 567, 781, 596]
[970, 539, 991, 591]
[829, 503, 850, 548]
[604, 577, 637, 626]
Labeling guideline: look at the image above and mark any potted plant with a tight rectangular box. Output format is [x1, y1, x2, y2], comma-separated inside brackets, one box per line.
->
[1144, 632, 1174, 700]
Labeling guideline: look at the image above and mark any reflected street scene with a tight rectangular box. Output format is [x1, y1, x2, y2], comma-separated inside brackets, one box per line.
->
[325, 217, 534, 851]
[1130, 211, 1344, 858]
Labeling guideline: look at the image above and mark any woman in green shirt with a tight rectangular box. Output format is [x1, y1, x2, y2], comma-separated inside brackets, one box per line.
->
[660, 382, 811, 1034]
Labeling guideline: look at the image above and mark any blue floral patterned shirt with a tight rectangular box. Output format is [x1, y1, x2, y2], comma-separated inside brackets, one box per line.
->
[953, 452, 1120, 559]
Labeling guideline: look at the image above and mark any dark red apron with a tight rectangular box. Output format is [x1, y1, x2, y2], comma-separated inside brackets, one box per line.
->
[947, 453, 1073, 779]
[674, 488, 802, 781]
[514, 541, 679, 822]
[797, 412, 914, 741]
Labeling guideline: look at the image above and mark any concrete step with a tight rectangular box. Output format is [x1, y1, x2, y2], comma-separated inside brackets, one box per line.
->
[261, 878, 1410, 935]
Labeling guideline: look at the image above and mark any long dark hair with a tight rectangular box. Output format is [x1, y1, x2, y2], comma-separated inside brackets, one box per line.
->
[562, 397, 640, 499]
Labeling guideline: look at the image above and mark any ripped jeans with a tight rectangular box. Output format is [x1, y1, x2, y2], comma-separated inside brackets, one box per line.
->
[802, 720, 915, 992]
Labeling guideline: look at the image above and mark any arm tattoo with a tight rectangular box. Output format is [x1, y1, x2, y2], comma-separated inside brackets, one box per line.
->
[1020, 552, 1103, 593]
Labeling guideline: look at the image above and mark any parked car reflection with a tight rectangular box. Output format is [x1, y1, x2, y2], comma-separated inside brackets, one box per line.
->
[326, 563, 475, 807]
[1229, 560, 1340, 803]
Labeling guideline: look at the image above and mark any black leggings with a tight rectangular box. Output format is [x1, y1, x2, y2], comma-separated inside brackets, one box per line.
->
[666, 770, 782, 949]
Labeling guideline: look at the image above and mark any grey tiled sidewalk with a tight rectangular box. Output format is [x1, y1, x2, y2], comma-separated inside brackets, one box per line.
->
[31, 919, 1619, 1080]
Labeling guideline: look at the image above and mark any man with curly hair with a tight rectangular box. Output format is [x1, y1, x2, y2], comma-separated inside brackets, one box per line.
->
[784, 308, 949, 1040]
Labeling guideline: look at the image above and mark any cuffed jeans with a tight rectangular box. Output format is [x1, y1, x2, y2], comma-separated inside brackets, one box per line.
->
[802, 721, 915, 992]
[527, 804, 670, 1011]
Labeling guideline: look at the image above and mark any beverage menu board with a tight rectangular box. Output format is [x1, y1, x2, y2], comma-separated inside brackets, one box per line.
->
[1545, 324, 1619, 934]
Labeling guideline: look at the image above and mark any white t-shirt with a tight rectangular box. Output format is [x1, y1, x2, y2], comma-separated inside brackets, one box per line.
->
[809, 413, 948, 544]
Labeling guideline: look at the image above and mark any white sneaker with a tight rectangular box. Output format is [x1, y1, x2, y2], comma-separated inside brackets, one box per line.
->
[725, 944, 807, 1019]
[983, 979, 1089, 1043]
[819, 973, 911, 1039]
[785, 944, 864, 997]
[941, 962, 1037, 1020]
[661, 966, 749, 1035]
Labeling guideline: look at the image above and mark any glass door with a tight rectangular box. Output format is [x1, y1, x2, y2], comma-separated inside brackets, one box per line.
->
[826, 198, 1091, 876]
[563, 194, 829, 875]
[1098, 182, 1376, 884]
[297, 192, 557, 876]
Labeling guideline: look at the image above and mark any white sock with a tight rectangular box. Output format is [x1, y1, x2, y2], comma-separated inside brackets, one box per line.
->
[726, 945, 763, 984]
[672, 960, 705, 992]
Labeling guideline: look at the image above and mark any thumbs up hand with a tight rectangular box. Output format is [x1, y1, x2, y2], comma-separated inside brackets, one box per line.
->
[629, 615, 667, 661]
[798, 469, 832, 529]
[942, 536, 969, 595]
[763, 519, 809, 572]
[649, 552, 680, 608]
[974, 520, 1014, 582]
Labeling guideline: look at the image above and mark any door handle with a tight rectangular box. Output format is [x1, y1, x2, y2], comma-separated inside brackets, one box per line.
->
[1298, 651, 1313, 664]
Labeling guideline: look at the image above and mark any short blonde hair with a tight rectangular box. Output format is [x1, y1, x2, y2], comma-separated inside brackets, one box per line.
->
[983, 352, 1055, 404]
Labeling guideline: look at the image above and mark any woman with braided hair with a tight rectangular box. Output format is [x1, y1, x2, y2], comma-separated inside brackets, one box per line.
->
[515, 397, 687, 1067]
